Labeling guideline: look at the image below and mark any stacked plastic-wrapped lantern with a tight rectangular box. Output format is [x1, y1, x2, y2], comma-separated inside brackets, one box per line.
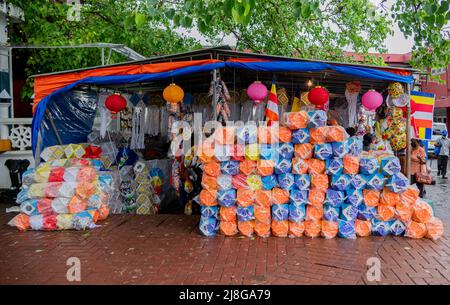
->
[8, 144, 114, 231]
[198, 110, 444, 240]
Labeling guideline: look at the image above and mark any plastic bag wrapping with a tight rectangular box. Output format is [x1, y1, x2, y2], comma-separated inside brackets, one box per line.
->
[238, 220, 255, 237]
[215, 126, 235, 145]
[304, 220, 321, 238]
[8, 214, 30, 231]
[294, 143, 313, 159]
[371, 219, 391, 236]
[200, 216, 219, 236]
[272, 220, 289, 237]
[331, 174, 350, 191]
[254, 190, 271, 208]
[366, 173, 385, 190]
[239, 160, 256, 175]
[337, 219, 356, 239]
[292, 158, 309, 174]
[258, 126, 279, 144]
[232, 174, 248, 189]
[380, 188, 400, 206]
[307, 159, 325, 175]
[237, 124, 257, 144]
[359, 158, 379, 175]
[244, 144, 259, 161]
[377, 204, 396, 221]
[292, 128, 310, 144]
[326, 126, 347, 143]
[325, 190, 344, 207]
[306, 205, 323, 221]
[340, 204, 358, 221]
[331, 141, 348, 158]
[218, 189, 236, 207]
[214, 144, 232, 162]
[40, 91, 97, 154]
[321, 220, 338, 239]
[198, 140, 215, 163]
[201, 174, 218, 190]
[386, 173, 409, 193]
[311, 174, 328, 192]
[203, 161, 221, 177]
[326, 158, 343, 176]
[236, 189, 255, 207]
[56, 214, 74, 230]
[259, 144, 276, 161]
[256, 159, 275, 176]
[277, 143, 294, 159]
[395, 201, 414, 223]
[272, 188, 290, 205]
[284, 111, 308, 129]
[412, 199, 434, 223]
[308, 188, 325, 207]
[355, 219, 372, 237]
[323, 204, 340, 221]
[309, 127, 327, 144]
[221, 161, 240, 175]
[278, 126, 293, 143]
[246, 175, 262, 191]
[261, 175, 278, 190]
[390, 219, 406, 236]
[346, 137, 363, 156]
[220, 221, 238, 236]
[400, 187, 420, 207]
[380, 156, 401, 176]
[290, 190, 308, 206]
[314, 143, 333, 160]
[217, 175, 232, 190]
[237, 206, 255, 222]
[294, 174, 310, 190]
[425, 218, 444, 240]
[307, 110, 327, 128]
[350, 174, 367, 190]
[343, 155, 359, 174]
[254, 221, 271, 237]
[201, 206, 219, 218]
[272, 204, 289, 221]
[231, 144, 245, 161]
[357, 204, 376, 221]
[219, 206, 237, 222]
[254, 205, 271, 224]
[404, 220, 427, 239]
[363, 189, 380, 207]
[274, 158, 292, 174]
[289, 204, 306, 222]
[199, 189, 218, 206]
[277, 173, 295, 190]
[346, 189, 363, 207]
[289, 221, 305, 237]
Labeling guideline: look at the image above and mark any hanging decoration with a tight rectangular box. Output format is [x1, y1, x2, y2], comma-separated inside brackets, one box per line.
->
[163, 83, 184, 141]
[265, 80, 280, 125]
[345, 81, 361, 127]
[98, 92, 111, 138]
[361, 89, 383, 111]
[356, 90, 383, 136]
[386, 82, 409, 107]
[307, 86, 329, 106]
[383, 106, 407, 151]
[105, 93, 127, 118]
[209, 74, 231, 124]
[130, 100, 146, 150]
[247, 81, 268, 120]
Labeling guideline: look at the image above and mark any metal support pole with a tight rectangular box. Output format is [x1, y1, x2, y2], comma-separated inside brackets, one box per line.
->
[101, 48, 105, 66]
[406, 83, 412, 180]
[8, 48, 13, 119]
[45, 109, 63, 145]
[212, 69, 217, 121]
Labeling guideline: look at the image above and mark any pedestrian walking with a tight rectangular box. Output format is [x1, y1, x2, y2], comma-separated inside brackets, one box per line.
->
[410, 139, 427, 197]
[435, 130, 450, 179]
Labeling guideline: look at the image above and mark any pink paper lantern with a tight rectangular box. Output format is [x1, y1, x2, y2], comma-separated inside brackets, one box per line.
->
[247, 81, 268, 104]
[361, 89, 383, 111]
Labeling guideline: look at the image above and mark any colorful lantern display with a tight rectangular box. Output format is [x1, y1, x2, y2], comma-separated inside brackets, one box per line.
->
[307, 86, 329, 106]
[388, 82, 404, 99]
[361, 90, 383, 111]
[247, 81, 268, 104]
[163, 83, 184, 104]
[105, 93, 127, 117]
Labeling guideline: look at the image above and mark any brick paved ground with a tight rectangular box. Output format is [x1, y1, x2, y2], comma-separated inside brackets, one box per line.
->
[0, 179, 449, 285]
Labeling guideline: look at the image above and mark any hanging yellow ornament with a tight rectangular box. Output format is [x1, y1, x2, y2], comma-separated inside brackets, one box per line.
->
[163, 83, 184, 104]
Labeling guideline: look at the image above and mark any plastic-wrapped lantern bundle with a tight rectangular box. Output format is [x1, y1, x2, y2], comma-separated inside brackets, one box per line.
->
[309, 127, 327, 145]
[215, 144, 232, 162]
[255, 190, 272, 208]
[199, 189, 218, 206]
[371, 218, 391, 236]
[380, 188, 400, 206]
[289, 204, 306, 222]
[380, 156, 401, 176]
[255, 221, 271, 237]
[231, 144, 245, 161]
[256, 159, 275, 176]
[218, 189, 236, 207]
[261, 174, 278, 190]
[386, 173, 409, 193]
[395, 200, 414, 223]
[346, 189, 363, 207]
[292, 128, 310, 144]
[343, 154, 359, 174]
[337, 219, 356, 239]
[289, 221, 305, 237]
[294, 174, 310, 190]
[346, 137, 363, 156]
[239, 160, 256, 175]
[271, 220, 289, 237]
[308, 110, 327, 128]
[331, 141, 348, 158]
[321, 220, 339, 239]
[290, 190, 308, 206]
[199, 140, 215, 164]
[201, 206, 219, 218]
[349, 174, 367, 190]
[340, 203, 358, 221]
[325, 189, 344, 207]
[292, 158, 309, 175]
[204, 161, 221, 177]
[254, 205, 271, 224]
[232, 174, 248, 189]
[326, 158, 343, 176]
[307, 188, 325, 207]
[277, 142, 294, 159]
[215, 127, 235, 145]
[278, 126, 292, 143]
[283, 111, 308, 129]
[237, 206, 255, 222]
[244, 144, 259, 161]
[258, 126, 279, 144]
[277, 173, 295, 190]
[272, 204, 289, 221]
[274, 158, 292, 175]
[331, 174, 350, 191]
[326, 126, 347, 143]
[366, 173, 385, 190]
[400, 187, 420, 207]
[272, 187, 290, 205]
[237, 124, 257, 144]
[390, 219, 406, 236]
[323, 204, 340, 221]
[217, 175, 232, 190]
[201, 174, 218, 190]
[220, 206, 237, 222]
[425, 218, 444, 240]
[236, 189, 255, 207]
[355, 219, 372, 237]
[314, 143, 333, 160]
[294, 143, 313, 159]
[259, 144, 275, 161]
[405, 221, 427, 239]
[359, 158, 379, 175]
[56, 214, 74, 230]
[238, 220, 255, 237]
[199, 216, 219, 236]
[307, 159, 325, 175]
[246, 175, 262, 191]
[412, 199, 434, 223]
[304, 220, 322, 238]
[220, 221, 238, 236]
[357, 204, 376, 221]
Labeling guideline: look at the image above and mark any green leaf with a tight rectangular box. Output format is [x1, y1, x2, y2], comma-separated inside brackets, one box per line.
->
[224, 0, 235, 16]
[424, 15, 436, 26]
[165, 9, 175, 19]
[135, 12, 147, 28]
[173, 14, 181, 26]
[198, 19, 207, 33]
[181, 16, 193, 28]
[301, 3, 311, 19]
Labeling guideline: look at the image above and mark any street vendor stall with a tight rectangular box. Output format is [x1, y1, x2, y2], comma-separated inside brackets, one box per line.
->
[9, 46, 443, 240]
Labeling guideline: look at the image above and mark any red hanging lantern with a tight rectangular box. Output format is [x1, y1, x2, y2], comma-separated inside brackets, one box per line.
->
[105, 93, 127, 117]
[308, 86, 329, 106]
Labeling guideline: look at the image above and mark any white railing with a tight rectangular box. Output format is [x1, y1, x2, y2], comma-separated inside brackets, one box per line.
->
[0, 117, 32, 151]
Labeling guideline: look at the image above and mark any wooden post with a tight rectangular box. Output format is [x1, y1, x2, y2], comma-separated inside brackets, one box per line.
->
[212, 69, 217, 120]
[406, 83, 411, 180]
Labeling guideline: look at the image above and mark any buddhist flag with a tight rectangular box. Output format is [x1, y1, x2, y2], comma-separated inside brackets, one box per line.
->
[291, 87, 301, 112]
[265, 81, 279, 125]
[410, 91, 435, 140]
